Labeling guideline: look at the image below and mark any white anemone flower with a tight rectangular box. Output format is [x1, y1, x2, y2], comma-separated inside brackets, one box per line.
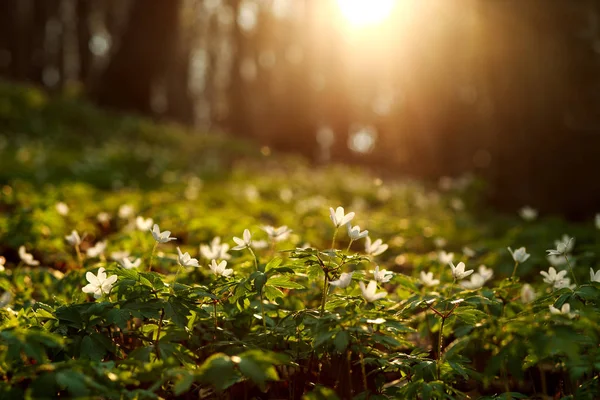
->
[118, 204, 134, 219]
[65, 230, 81, 247]
[329, 272, 354, 288]
[150, 224, 176, 243]
[135, 216, 154, 231]
[540, 267, 567, 286]
[508, 247, 530, 263]
[477, 265, 494, 282]
[590, 268, 600, 283]
[554, 277, 576, 290]
[365, 237, 388, 256]
[119, 257, 141, 269]
[549, 303, 575, 318]
[449, 262, 474, 280]
[420, 271, 440, 287]
[82, 267, 117, 299]
[262, 225, 292, 242]
[459, 273, 485, 290]
[462, 246, 476, 258]
[359, 280, 387, 302]
[251, 240, 269, 250]
[547, 235, 574, 256]
[19, 246, 39, 266]
[433, 237, 447, 248]
[86, 241, 107, 258]
[0, 256, 5, 272]
[520, 284, 536, 304]
[110, 250, 130, 261]
[371, 265, 393, 283]
[200, 237, 231, 260]
[329, 206, 355, 228]
[177, 247, 199, 267]
[547, 254, 567, 267]
[209, 259, 233, 277]
[519, 206, 538, 221]
[438, 251, 454, 265]
[596, 214, 600, 230]
[346, 224, 368, 241]
[232, 229, 253, 251]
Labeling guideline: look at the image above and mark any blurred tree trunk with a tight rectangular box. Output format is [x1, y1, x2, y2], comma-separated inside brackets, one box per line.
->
[76, 0, 92, 84]
[92, 0, 181, 115]
[226, 0, 250, 137]
[0, 1, 16, 78]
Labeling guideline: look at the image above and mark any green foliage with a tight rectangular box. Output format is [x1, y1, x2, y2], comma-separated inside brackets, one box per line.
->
[0, 83, 599, 398]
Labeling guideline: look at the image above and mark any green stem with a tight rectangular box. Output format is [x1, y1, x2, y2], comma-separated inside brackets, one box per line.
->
[346, 239, 354, 253]
[155, 308, 165, 360]
[511, 261, 520, 279]
[259, 289, 267, 334]
[331, 228, 339, 250]
[248, 247, 259, 271]
[564, 254, 578, 286]
[75, 245, 83, 268]
[213, 301, 218, 339]
[437, 316, 446, 380]
[320, 274, 329, 316]
[148, 242, 158, 272]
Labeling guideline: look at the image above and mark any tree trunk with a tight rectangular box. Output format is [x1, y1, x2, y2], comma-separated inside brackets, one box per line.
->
[92, 0, 181, 116]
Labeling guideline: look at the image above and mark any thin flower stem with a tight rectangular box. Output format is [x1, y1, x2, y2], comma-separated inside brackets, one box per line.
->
[320, 275, 329, 316]
[511, 261, 520, 279]
[259, 289, 267, 334]
[359, 348, 368, 393]
[75, 245, 83, 268]
[437, 316, 446, 380]
[248, 247, 259, 271]
[148, 242, 158, 272]
[346, 239, 354, 253]
[331, 228, 339, 250]
[564, 254, 578, 286]
[155, 308, 165, 360]
[213, 301, 218, 339]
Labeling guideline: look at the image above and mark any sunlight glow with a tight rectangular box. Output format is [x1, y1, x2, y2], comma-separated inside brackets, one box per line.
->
[337, 0, 395, 27]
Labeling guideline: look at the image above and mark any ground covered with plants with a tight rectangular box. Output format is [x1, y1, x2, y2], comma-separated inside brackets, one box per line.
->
[0, 82, 599, 399]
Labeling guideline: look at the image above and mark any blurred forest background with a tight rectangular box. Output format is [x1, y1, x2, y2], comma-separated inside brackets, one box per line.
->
[1, 0, 600, 217]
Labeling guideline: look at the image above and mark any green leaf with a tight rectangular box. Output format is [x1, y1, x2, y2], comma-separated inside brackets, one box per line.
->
[333, 330, 349, 353]
[264, 285, 285, 303]
[265, 257, 283, 272]
[106, 308, 130, 329]
[80, 335, 106, 361]
[198, 353, 238, 391]
[253, 272, 267, 293]
[268, 275, 305, 289]
[56, 370, 89, 397]
[455, 308, 488, 325]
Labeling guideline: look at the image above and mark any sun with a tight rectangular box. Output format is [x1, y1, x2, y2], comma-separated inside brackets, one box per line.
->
[337, 0, 395, 27]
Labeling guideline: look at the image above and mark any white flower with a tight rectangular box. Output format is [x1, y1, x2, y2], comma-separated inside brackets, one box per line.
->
[86, 241, 107, 258]
[82, 267, 117, 299]
[460, 273, 485, 290]
[200, 237, 231, 260]
[346, 224, 368, 241]
[451, 198, 464, 211]
[478, 265, 494, 282]
[135, 216, 154, 231]
[520, 284, 536, 304]
[118, 204, 134, 219]
[371, 265, 393, 283]
[590, 268, 600, 283]
[434, 237, 447, 248]
[329, 206, 355, 228]
[449, 262, 474, 280]
[547, 235, 574, 256]
[119, 257, 141, 269]
[55, 202, 69, 216]
[365, 237, 388, 256]
[519, 206, 538, 221]
[97, 212, 111, 224]
[110, 250, 130, 261]
[251, 240, 269, 250]
[65, 230, 81, 247]
[540, 267, 567, 286]
[177, 247, 199, 267]
[596, 214, 600, 230]
[209, 259, 233, 277]
[420, 271, 440, 287]
[547, 254, 567, 267]
[232, 229, 253, 250]
[359, 280, 387, 302]
[554, 277, 575, 290]
[508, 247, 530, 263]
[329, 272, 354, 288]
[0, 256, 4, 272]
[549, 303, 575, 318]
[462, 246, 476, 258]
[438, 251, 454, 265]
[150, 224, 176, 243]
[19, 246, 39, 266]
[262, 225, 292, 242]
